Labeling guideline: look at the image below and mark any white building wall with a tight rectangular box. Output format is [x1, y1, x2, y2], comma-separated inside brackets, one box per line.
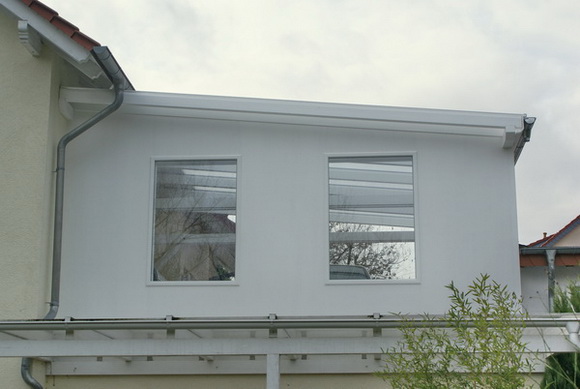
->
[58, 97, 522, 319]
[521, 267, 549, 313]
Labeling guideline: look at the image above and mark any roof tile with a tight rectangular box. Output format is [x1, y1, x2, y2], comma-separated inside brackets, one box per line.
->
[21, 0, 100, 50]
[29, 1, 57, 21]
[71, 31, 100, 51]
[528, 214, 580, 247]
[51, 16, 79, 36]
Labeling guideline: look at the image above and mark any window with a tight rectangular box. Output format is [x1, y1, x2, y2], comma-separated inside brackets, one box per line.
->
[329, 156, 415, 280]
[152, 160, 237, 281]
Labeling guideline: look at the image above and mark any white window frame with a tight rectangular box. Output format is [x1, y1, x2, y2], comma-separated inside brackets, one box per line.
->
[147, 156, 241, 286]
[326, 152, 420, 284]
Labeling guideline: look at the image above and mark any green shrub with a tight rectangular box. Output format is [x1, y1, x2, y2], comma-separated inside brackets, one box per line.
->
[541, 278, 580, 389]
[377, 274, 534, 389]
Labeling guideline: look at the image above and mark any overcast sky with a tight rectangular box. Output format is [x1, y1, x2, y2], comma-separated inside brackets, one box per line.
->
[45, 0, 579, 244]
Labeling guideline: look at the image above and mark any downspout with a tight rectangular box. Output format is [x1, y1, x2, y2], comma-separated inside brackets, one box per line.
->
[546, 249, 556, 313]
[21, 46, 129, 389]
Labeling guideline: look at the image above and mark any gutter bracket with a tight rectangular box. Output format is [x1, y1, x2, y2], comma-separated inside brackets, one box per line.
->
[502, 125, 518, 149]
[18, 20, 42, 57]
[58, 92, 75, 121]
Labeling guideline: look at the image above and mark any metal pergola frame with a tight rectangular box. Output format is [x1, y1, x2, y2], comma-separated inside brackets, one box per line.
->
[1, 314, 578, 387]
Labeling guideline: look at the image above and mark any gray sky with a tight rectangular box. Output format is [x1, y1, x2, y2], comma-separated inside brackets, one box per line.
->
[45, 0, 579, 244]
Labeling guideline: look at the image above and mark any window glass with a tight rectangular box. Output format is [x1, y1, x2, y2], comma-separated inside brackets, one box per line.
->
[153, 160, 236, 281]
[329, 156, 415, 280]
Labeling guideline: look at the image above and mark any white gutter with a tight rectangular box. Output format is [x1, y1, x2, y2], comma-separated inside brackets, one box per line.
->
[60, 87, 529, 148]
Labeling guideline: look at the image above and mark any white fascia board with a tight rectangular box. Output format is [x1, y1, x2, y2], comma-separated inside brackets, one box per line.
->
[0, 0, 103, 80]
[60, 87, 526, 146]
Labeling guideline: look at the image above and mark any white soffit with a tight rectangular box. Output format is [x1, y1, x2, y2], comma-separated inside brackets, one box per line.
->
[60, 87, 525, 146]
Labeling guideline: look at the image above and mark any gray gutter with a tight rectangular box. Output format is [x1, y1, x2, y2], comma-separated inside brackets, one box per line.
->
[46, 46, 129, 320]
[513, 116, 535, 163]
[21, 46, 130, 389]
[520, 247, 580, 255]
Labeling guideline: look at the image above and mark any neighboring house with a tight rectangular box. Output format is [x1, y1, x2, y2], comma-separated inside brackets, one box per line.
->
[1, 1, 577, 388]
[521, 215, 580, 313]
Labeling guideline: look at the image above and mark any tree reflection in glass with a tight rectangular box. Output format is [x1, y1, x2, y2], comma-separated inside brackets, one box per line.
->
[329, 156, 415, 280]
[153, 160, 236, 281]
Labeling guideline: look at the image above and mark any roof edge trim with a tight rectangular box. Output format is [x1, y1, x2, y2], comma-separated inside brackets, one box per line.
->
[60, 87, 526, 142]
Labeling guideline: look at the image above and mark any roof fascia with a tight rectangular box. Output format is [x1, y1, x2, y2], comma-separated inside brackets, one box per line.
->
[60, 87, 526, 144]
[521, 247, 580, 255]
[0, 0, 106, 84]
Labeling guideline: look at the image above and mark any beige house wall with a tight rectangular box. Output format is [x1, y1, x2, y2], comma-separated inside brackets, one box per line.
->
[47, 374, 390, 389]
[47, 373, 543, 388]
[555, 224, 580, 247]
[0, 10, 67, 388]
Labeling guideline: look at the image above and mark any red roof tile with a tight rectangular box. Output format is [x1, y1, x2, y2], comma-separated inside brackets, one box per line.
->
[21, 0, 100, 50]
[528, 214, 580, 247]
[50, 16, 79, 36]
[527, 234, 552, 248]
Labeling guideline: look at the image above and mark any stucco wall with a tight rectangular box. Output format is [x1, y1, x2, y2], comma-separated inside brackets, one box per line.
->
[47, 373, 543, 388]
[0, 10, 65, 388]
[0, 9, 52, 320]
[47, 374, 388, 389]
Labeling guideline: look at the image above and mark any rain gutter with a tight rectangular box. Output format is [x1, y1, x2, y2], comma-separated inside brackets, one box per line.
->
[21, 46, 130, 389]
[519, 247, 580, 256]
[513, 116, 535, 163]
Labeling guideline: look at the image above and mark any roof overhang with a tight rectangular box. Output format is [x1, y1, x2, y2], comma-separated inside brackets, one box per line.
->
[520, 246, 580, 267]
[0, 0, 132, 89]
[59, 87, 529, 153]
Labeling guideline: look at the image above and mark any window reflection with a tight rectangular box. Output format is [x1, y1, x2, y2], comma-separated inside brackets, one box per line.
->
[153, 160, 236, 281]
[329, 156, 415, 280]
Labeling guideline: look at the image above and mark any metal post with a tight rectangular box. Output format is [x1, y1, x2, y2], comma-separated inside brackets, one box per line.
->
[266, 354, 280, 389]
